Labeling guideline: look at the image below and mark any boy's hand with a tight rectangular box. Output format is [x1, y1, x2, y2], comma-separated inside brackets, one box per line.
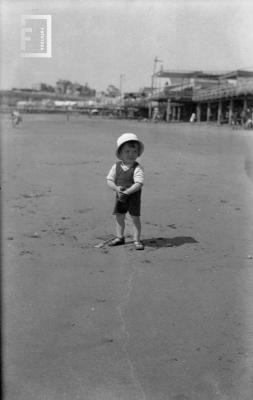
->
[118, 191, 129, 203]
[116, 186, 124, 194]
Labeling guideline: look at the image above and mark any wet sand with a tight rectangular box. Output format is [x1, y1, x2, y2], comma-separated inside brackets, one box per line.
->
[2, 114, 253, 399]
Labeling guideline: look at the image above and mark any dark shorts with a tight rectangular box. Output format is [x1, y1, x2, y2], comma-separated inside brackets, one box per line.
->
[113, 191, 141, 216]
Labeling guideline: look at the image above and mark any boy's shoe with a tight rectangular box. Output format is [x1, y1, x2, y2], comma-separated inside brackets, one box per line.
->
[108, 237, 125, 246]
[134, 241, 144, 250]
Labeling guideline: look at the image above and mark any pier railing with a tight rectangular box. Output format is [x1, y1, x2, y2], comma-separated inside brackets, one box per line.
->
[193, 79, 253, 101]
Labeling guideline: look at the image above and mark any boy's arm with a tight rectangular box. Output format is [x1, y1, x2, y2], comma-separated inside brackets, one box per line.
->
[107, 164, 119, 192]
[123, 164, 144, 195]
[123, 182, 142, 195]
[107, 165, 123, 194]
[107, 179, 122, 193]
[107, 176, 142, 195]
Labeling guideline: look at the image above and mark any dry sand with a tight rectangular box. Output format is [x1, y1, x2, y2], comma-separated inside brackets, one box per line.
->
[2, 114, 253, 400]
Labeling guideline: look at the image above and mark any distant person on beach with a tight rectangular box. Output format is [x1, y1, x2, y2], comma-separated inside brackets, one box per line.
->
[231, 110, 243, 129]
[245, 108, 253, 129]
[231, 111, 238, 129]
[65, 105, 70, 121]
[152, 107, 160, 122]
[240, 109, 247, 128]
[107, 133, 145, 250]
[190, 112, 196, 122]
[11, 110, 22, 127]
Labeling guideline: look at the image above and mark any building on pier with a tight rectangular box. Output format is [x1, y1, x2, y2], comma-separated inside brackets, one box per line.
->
[150, 69, 253, 124]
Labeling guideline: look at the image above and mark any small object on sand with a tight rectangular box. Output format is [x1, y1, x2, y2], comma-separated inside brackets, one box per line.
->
[94, 237, 114, 248]
[247, 255, 252, 259]
[94, 242, 103, 248]
[25, 232, 41, 238]
[108, 237, 125, 246]
[134, 241, 144, 250]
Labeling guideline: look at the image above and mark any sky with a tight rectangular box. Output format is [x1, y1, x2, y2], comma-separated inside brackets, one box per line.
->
[1, 0, 253, 92]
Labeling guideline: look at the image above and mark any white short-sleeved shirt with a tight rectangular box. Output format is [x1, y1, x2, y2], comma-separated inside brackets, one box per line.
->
[107, 162, 144, 185]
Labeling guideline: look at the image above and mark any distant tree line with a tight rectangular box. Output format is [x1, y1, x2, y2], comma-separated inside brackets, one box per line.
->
[23, 80, 122, 98]
[55, 80, 96, 97]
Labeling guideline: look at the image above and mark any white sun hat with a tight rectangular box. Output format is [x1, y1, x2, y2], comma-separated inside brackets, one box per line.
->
[116, 133, 144, 159]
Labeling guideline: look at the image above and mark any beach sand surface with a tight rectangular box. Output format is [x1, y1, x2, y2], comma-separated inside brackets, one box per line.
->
[2, 114, 253, 400]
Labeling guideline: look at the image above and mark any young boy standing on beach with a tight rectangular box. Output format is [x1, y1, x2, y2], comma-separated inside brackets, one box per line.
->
[107, 133, 145, 250]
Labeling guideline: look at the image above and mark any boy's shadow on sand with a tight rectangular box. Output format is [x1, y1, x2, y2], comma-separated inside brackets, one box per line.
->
[142, 236, 198, 248]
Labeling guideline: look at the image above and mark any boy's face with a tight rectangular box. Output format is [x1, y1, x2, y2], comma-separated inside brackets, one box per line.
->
[119, 142, 139, 163]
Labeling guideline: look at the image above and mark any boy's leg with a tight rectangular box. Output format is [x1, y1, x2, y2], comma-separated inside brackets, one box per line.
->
[108, 213, 126, 246]
[130, 215, 141, 242]
[115, 213, 125, 238]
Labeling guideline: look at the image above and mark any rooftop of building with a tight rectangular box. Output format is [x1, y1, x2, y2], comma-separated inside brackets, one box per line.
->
[155, 69, 253, 80]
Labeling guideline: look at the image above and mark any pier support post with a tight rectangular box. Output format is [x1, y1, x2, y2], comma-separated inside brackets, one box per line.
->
[177, 106, 181, 121]
[196, 103, 201, 122]
[166, 99, 171, 122]
[148, 102, 152, 120]
[228, 99, 234, 125]
[217, 100, 222, 124]
[172, 106, 176, 122]
[207, 102, 211, 122]
[243, 97, 248, 111]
